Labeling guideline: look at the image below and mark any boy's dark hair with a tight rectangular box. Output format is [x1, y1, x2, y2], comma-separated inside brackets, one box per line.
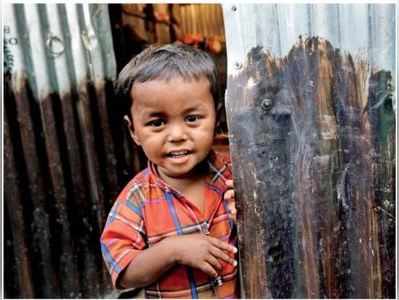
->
[114, 43, 219, 118]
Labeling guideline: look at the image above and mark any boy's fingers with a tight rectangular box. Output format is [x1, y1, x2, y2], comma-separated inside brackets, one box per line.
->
[210, 246, 236, 266]
[228, 205, 237, 215]
[207, 236, 237, 254]
[224, 188, 237, 222]
[224, 189, 235, 200]
[225, 180, 234, 188]
[225, 193, 237, 221]
[200, 262, 218, 277]
[226, 200, 236, 214]
[228, 207, 237, 223]
[206, 254, 222, 270]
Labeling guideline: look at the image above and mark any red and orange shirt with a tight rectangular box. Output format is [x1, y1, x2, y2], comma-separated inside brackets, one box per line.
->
[100, 151, 238, 298]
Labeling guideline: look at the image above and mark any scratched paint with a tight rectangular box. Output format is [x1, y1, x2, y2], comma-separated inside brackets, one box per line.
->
[225, 37, 395, 298]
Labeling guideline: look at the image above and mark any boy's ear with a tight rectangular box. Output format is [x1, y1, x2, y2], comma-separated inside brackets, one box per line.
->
[124, 115, 141, 146]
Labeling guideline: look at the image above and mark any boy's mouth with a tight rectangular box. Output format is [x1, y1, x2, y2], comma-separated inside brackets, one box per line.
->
[166, 150, 191, 158]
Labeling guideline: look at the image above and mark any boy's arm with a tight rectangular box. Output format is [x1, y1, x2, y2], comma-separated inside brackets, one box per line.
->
[119, 233, 237, 289]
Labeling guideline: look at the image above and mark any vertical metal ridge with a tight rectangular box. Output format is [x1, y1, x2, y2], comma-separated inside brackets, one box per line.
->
[223, 3, 395, 84]
[4, 3, 118, 297]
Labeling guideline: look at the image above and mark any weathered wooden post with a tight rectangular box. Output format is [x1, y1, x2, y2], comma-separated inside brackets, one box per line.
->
[223, 4, 395, 298]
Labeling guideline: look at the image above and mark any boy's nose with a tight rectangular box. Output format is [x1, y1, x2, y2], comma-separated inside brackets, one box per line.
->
[167, 124, 187, 143]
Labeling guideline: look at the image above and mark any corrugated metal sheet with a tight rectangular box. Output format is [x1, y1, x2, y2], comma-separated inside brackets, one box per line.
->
[222, 3, 396, 298]
[4, 3, 117, 95]
[4, 3, 146, 298]
[223, 3, 396, 98]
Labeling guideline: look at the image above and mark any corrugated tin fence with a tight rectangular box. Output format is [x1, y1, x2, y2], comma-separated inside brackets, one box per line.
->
[223, 3, 396, 81]
[223, 3, 396, 298]
[4, 3, 146, 298]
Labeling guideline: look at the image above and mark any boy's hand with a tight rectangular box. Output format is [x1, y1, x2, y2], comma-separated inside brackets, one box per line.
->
[224, 180, 237, 223]
[169, 234, 237, 278]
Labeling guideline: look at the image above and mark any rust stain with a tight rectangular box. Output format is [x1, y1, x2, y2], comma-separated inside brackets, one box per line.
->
[226, 37, 395, 298]
[4, 73, 136, 297]
[4, 74, 35, 298]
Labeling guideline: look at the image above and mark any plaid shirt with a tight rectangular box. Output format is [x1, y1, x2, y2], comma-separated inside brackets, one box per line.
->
[100, 150, 238, 298]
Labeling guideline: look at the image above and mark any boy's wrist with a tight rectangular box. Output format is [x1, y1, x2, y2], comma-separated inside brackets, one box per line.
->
[160, 236, 181, 265]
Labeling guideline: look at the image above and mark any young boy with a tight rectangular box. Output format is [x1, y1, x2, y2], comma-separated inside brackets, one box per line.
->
[100, 43, 238, 298]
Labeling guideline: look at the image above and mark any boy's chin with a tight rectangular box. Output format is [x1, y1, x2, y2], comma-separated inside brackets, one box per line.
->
[159, 167, 197, 180]
[158, 160, 209, 180]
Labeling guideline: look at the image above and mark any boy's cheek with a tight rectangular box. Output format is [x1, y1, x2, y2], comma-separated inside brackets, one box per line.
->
[135, 133, 160, 148]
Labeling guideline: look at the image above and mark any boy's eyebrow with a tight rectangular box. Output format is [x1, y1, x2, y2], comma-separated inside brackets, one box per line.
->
[182, 105, 203, 114]
[146, 112, 165, 118]
[144, 105, 203, 117]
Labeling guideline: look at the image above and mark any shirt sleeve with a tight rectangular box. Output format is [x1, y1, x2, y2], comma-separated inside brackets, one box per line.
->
[100, 183, 146, 289]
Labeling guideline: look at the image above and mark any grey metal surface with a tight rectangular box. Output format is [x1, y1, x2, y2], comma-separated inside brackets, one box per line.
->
[4, 3, 116, 96]
[3, 3, 134, 298]
[223, 3, 396, 99]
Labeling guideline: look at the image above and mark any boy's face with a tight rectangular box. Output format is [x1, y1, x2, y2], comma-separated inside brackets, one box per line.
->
[128, 76, 216, 181]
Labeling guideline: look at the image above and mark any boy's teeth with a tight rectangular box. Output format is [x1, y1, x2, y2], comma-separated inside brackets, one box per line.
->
[169, 151, 188, 156]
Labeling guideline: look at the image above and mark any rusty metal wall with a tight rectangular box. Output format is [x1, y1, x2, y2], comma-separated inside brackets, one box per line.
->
[4, 3, 146, 298]
[223, 3, 396, 99]
[223, 3, 396, 299]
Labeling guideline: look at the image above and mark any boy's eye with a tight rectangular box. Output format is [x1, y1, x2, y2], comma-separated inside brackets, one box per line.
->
[185, 115, 201, 123]
[146, 119, 165, 127]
